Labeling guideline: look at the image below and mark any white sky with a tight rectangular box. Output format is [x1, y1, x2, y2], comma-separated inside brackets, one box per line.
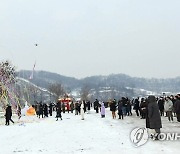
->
[0, 0, 180, 79]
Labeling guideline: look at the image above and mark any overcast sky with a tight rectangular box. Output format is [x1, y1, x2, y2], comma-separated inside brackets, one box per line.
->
[0, 0, 180, 79]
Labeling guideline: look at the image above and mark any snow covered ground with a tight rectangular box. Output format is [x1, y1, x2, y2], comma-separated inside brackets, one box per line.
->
[0, 109, 179, 154]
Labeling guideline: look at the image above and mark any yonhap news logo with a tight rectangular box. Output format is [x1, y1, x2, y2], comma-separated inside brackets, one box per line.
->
[130, 127, 149, 147]
[130, 127, 180, 147]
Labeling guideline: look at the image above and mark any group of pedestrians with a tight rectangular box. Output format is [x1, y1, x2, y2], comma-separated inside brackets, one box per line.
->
[3, 94, 180, 130]
[55, 100, 91, 121]
[34, 102, 54, 118]
[157, 95, 180, 122]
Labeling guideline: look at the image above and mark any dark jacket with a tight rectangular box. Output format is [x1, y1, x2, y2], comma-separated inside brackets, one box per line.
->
[133, 99, 140, 110]
[56, 103, 62, 117]
[174, 99, 180, 114]
[146, 96, 162, 129]
[158, 99, 164, 111]
[94, 100, 99, 109]
[110, 102, 117, 112]
[5, 106, 12, 120]
[118, 101, 123, 111]
[87, 101, 91, 110]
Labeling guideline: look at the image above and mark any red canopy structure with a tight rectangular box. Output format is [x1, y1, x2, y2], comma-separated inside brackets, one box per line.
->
[58, 97, 71, 103]
[58, 97, 72, 111]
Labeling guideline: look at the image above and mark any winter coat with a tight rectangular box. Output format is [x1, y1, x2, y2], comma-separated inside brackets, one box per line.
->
[140, 101, 147, 113]
[133, 99, 140, 110]
[87, 101, 91, 110]
[5, 106, 12, 120]
[146, 96, 162, 129]
[158, 99, 164, 111]
[56, 103, 62, 117]
[110, 102, 116, 112]
[164, 100, 173, 112]
[39, 104, 43, 114]
[122, 98, 128, 107]
[118, 101, 123, 111]
[94, 100, 99, 109]
[49, 103, 53, 112]
[36, 104, 40, 112]
[174, 99, 180, 114]
[101, 103, 105, 116]
[118, 101, 123, 115]
[44, 104, 48, 116]
[75, 102, 79, 110]
[81, 103, 85, 119]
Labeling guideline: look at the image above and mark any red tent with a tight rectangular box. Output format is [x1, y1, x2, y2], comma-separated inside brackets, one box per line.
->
[58, 97, 72, 110]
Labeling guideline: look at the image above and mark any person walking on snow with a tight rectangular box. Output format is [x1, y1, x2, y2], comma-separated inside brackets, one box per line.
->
[56, 102, 62, 121]
[81, 102, 85, 120]
[146, 95, 162, 140]
[5, 105, 14, 125]
[94, 99, 99, 113]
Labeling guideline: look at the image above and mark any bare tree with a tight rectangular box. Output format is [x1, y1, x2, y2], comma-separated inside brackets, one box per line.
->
[48, 83, 65, 100]
[80, 85, 91, 101]
[0, 60, 16, 105]
[29, 86, 38, 103]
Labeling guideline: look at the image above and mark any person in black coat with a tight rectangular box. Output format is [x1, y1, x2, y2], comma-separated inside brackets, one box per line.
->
[94, 99, 99, 113]
[62, 103, 65, 113]
[118, 100, 123, 119]
[56, 102, 62, 121]
[126, 98, 132, 116]
[49, 103, 53, 116]
[133, 98, 140, 116]
[86, 101, 91, 113]
[77, 102, 81, 114]
[174, 95, 180, 122]
[5, 105, 14, 125]
[75, 102, 79, 115]
[43, 104, 48, 117]
[122, 97, 128, 115]
[146, 95, 162, 139]
[83, 100, 87, 113]
[140, 98, 147, 119]
[158, 97, 165, 116]
[70, 101, 74, 113]
[39, 102, 44, 118]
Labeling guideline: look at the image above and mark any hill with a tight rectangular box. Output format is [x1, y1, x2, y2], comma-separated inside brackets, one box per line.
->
[16, 70, 180, 101]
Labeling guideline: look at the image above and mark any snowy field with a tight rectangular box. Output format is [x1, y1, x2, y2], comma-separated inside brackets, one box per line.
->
[0, 109, 179, 154]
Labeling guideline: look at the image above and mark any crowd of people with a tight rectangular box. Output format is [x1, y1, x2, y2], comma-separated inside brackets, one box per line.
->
[3, 94, 180, 140]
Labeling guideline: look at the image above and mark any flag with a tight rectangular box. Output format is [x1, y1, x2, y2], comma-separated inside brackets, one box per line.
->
[29, 62, 36, 80]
